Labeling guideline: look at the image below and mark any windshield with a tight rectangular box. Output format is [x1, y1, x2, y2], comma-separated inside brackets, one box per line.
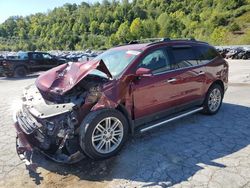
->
[90, 49, 140, 78]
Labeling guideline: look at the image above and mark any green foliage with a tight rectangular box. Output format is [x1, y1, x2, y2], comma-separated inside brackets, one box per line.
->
[211, 27, 229, 45]
[130, 18, 144, 39]
[116, 21, 131, 43]
[229, 22, 241, 31]
[0, 0, 249, 50]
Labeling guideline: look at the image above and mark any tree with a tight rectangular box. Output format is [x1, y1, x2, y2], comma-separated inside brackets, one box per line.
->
[157, 13, 185, 38]
[0, 0, 248, 50]
[100, 22, 110, 36]
[90, 21, 99, 34]
[130, 18, 144, 39]
[116, 21, 131, 43]
[142, 19, 159, 38]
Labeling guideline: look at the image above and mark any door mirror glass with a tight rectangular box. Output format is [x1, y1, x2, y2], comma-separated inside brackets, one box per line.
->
[135, 67, 152, 76]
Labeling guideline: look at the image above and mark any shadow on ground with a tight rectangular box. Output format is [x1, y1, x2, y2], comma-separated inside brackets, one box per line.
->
[30, 102, 250, 187]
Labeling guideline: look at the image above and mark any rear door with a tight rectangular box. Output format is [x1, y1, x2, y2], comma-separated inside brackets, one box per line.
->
[193, 45, 226, 94]
[166, 45, 206, 107]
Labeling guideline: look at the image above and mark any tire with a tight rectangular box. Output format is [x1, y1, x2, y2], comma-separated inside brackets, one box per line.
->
[14, 66, 27, 77]
[202, 84, 223, 115]
[79, 109, 129, 159]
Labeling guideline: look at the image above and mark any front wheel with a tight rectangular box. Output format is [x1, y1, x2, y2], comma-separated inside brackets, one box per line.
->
[79, 109, 129, 159]
[202, 84, 223, 115]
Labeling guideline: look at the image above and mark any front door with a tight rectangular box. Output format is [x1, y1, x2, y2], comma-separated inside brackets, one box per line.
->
[41, 53, 57, 70]
[29, 53, 44, 72]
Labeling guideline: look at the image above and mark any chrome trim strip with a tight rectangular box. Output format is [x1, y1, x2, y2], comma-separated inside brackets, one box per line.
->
[139, 107, 203, 133]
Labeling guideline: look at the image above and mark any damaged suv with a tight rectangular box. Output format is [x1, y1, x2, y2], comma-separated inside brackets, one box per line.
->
[13, 38, 228, 164]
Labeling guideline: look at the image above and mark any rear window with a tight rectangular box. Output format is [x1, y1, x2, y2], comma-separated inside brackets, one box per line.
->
[170, 46, 199, 69]
[194, 46, 219, 64]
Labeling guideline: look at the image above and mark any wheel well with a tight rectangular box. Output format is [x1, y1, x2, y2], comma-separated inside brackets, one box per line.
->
[207, 80, 225, 99]
[212, 80, 224, 92]
[14, 65, 28, 71]
[116, 104, 134, 135]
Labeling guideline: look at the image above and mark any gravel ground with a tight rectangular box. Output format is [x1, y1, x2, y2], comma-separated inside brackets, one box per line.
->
[0, 60, 250, 188]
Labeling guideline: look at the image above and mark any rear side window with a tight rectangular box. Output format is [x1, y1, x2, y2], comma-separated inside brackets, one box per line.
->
[170, 46, 199, 69]
[194, 46, 219, 65]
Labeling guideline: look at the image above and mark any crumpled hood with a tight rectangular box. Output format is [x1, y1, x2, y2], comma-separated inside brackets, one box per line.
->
[36, 59, 112, 95]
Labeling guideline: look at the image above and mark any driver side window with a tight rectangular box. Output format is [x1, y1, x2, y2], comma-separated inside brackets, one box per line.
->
[138, 49, 171, 74]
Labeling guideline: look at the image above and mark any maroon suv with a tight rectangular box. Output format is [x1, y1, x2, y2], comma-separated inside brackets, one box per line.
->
[13, 38, 228, 165]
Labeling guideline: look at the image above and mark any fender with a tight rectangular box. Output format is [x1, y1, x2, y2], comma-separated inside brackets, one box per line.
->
[91, 95, 135, 135]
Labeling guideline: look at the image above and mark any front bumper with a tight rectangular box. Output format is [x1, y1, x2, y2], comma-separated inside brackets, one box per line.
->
[14, 122, 36, 171]
[14, 122, 85, 169]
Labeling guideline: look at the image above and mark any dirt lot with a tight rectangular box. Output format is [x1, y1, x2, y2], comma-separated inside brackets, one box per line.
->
[0, 60, 250, 188]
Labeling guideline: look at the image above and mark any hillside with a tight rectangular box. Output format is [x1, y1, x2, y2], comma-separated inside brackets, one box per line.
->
[0, 0, 249, 51]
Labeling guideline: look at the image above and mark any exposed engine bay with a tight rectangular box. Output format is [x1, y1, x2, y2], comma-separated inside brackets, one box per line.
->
[15, 74, 108, 163]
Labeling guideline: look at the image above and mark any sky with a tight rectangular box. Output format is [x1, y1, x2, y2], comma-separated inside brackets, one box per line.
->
[0, 0, 100, 23]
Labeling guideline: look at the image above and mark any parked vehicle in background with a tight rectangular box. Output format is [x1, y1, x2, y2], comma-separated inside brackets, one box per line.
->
[237, 48, 250, 59]
[225, 48, 243, 59]
[65, 53, 97, 62]
[50, 50, 100, 63]
[0, 51, 67, 77]
[0, 55, 4, 76]
[216, 46, 250, 60]
[13, 38, 228, 166]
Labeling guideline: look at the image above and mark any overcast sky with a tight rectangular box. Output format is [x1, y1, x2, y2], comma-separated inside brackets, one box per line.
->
[0, 0, 100, 23]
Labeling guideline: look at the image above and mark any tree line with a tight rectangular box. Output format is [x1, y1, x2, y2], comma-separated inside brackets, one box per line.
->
[0, 0, 249, 51]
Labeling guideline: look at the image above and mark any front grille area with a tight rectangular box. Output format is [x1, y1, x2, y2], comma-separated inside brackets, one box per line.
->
[17, 106, 42, 134]
[39, 89, 64, 103]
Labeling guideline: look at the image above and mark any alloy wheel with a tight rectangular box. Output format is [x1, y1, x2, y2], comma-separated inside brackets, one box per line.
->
[91, 117, 124, 154]
[208, 88, 222, 112]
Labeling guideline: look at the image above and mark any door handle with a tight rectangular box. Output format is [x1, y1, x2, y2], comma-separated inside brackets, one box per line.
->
[197, 71, 205, 75]
[167, 78, 177, 83]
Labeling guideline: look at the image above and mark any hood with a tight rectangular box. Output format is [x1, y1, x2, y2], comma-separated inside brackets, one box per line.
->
[36, 59, 112, 95]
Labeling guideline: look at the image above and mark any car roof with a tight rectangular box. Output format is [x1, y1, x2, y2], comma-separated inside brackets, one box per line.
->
[111, 38, 210, 52]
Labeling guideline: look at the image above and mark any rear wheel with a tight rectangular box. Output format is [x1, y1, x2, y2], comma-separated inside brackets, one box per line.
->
[79, 109, 129, 159]
[202, 84, 223, 115]
[14, 66, 27, 77]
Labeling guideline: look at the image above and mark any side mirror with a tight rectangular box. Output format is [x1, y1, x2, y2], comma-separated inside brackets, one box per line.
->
[135, 67, 152, 77]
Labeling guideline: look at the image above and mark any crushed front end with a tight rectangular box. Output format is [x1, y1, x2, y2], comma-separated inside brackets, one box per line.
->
[13, 84, 86, 165]
[13, 74, 106, 166]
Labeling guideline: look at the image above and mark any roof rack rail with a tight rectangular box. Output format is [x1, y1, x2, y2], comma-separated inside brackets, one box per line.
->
[116, 37, 206, 48]
[147, 37, 210, 46]
[128, 38, 170, 44]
